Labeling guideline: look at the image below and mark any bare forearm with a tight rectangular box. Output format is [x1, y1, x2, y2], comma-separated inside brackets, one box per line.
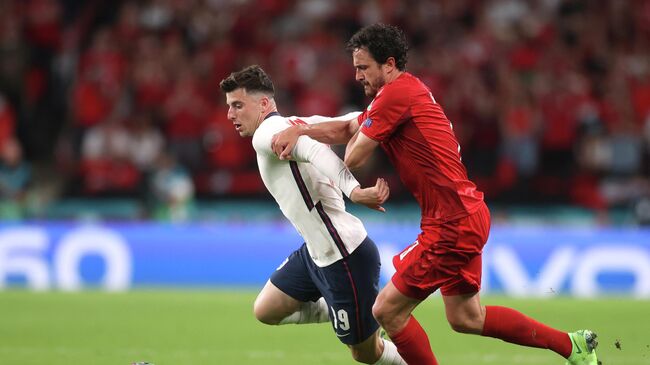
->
[344, 130, 378, 170]
[300, 121, 355, 145]
[344, 132, 359, 160]
[345, 148, 370, 171]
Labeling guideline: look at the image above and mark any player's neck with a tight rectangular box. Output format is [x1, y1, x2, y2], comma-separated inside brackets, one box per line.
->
[263, 110, 280, 120]
[385, 70, 404, 85]
[253, 106, 279, 132]
[257, 99, 279, 128]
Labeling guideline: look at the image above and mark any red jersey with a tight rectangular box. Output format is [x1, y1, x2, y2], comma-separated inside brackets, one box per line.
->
[358, 72, 484, 226]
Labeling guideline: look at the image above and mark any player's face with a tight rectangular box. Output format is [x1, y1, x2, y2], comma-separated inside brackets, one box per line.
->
[225, 88, 265, 137]
[352, 48, 386, 97]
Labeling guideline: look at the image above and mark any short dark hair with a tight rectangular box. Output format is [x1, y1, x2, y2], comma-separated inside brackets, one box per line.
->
[219, 65, 275, 96]
[346, 23, 409, 71]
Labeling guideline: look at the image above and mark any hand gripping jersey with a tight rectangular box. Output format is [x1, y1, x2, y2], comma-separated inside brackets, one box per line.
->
[358, 73, 484, 227]
[252, 112, 367, 267]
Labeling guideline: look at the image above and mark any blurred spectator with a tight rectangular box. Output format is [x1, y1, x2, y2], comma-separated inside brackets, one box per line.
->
[0, 4, 28, 106]
[0, 138, 31, 218]
[150, 152, 194, 222]
[0, 0, 647, 218]
[0, 94, 15, 147]
[80, 118, 140, 195]
[71, 67, 116, 128]
[130, 35, 169, 114]
[162, 69, 208, 172]
[125, 112, 164, 172]
[24, 0, 62, 54]
[202, 105, 255, 171]
[499, 75, 541, 181]
[635, 197, 650, 226]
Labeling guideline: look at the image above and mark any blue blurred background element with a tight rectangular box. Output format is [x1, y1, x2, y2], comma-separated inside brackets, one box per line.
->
[2, 221, 650, 297]
[1, 0, 650, 295]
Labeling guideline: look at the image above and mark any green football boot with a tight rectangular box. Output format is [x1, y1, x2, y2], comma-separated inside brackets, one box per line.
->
[565, 330, 599, 365]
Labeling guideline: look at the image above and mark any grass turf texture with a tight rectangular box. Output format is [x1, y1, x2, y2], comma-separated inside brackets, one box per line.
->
[1, 290, 648, 365]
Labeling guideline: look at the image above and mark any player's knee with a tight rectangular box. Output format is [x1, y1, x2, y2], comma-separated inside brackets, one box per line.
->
[447, 315, 481, 334]
[447, 317, 472, 333]
[372, 300, 405, 334]
[371, 300, 389, 325]
[253, 299, 280, 325]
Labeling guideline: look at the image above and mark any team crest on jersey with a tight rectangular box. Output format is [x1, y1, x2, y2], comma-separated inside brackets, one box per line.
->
[362, 118, 373, 128]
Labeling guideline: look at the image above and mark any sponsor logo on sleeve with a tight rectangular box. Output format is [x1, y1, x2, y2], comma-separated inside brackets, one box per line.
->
[362, 118, 373, 128]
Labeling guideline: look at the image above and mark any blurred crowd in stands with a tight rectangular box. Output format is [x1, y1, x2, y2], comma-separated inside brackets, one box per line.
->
[0, 0, 649, 222]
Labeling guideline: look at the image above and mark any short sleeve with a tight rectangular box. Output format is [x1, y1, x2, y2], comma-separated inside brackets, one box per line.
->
[359, 85, 410, 143]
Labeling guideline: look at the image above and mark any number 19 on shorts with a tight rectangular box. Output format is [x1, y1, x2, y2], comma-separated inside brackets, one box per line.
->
[331, 306, 350, 331]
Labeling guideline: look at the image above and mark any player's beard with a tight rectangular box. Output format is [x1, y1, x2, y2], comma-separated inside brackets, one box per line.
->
[363, 75, 385, 97]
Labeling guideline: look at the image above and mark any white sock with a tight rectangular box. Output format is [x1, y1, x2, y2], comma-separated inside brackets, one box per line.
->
[374, 339, 407, 365]
[279, 297, 329, 325]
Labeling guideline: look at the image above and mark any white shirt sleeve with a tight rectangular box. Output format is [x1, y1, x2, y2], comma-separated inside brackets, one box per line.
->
[291, 135, 360, 198]
[253, 116, 360, 198]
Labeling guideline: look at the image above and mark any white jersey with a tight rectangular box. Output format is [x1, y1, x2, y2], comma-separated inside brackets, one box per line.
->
[252, 112, 367, 267]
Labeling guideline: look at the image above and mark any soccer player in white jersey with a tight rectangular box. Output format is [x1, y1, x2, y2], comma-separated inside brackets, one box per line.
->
[219, 65, 406, 365]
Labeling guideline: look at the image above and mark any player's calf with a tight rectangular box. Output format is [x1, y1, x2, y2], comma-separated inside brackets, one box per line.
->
[349, 332, 406, 365]
[350, 343, 381, 364]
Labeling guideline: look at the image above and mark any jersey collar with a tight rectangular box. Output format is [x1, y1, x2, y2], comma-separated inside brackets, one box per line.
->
[263, 111, 281, 120]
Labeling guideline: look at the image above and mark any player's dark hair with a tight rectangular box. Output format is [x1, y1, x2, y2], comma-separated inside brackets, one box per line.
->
[346, 23, 409, 71]
[219, 65, 275, 96]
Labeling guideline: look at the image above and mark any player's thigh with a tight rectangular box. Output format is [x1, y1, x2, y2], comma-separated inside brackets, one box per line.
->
[259, 244, 321, 322]
[392, 207, 489, 300]
[269, 243, 321, 303]
[254, 280, 302, 321]
[442, 291, 485, 334]
[319, 237, 381, 345]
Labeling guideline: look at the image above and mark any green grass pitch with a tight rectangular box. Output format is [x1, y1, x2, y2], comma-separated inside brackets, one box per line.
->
[0, 290, 648, 365]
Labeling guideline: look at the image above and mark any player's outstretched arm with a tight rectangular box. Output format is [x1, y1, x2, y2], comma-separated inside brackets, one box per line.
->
[272, 116, 360, 160]
[349, 178, 390, 212]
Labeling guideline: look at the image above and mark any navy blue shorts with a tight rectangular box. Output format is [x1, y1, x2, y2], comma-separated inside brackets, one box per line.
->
[270, 236, 381, 345]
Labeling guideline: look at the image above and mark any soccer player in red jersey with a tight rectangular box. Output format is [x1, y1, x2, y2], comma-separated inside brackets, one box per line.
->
[272, 24, 598, 365]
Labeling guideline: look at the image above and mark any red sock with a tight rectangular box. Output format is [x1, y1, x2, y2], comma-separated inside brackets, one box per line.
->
[389, 316, 438, 365]
[481, 306, 572, 358]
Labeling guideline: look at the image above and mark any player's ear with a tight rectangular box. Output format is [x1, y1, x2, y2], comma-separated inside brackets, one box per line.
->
[259, 95, 269, 109]
[383, 57, 397, 72]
